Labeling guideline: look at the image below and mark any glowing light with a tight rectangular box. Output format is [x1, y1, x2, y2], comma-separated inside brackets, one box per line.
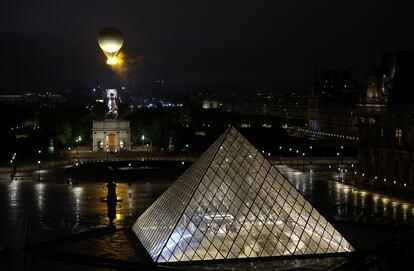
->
[98, 27, 124, 56]
[106, 56, 119, 65]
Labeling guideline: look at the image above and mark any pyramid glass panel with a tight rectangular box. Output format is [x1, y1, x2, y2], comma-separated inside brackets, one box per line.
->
[132, 127, 354, 262]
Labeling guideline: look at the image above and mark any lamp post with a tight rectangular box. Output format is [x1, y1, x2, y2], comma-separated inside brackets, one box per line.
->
[74, 136, 82, 162]
[141, 134, 145, 147]
[361, 172, 365, 189]
[128, 163, 132, 186]
[278, 146, 282, 165]
[10, 159, 14, 180]
[9, 152, 16, 180]
[336, 149, 341, 183]
[295, 149, 299, 166]
[76, 136, 82, 156]
[37, 160, 41, 181]
[302, 152, 305, 171]
[309, 145, 312, 165]
[336, 152, 340, 173]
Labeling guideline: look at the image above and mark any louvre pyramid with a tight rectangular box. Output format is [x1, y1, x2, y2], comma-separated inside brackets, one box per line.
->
[132, 127, 354, 262]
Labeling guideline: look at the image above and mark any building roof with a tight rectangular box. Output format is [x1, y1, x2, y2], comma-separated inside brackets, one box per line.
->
[380, 51, 414, 105]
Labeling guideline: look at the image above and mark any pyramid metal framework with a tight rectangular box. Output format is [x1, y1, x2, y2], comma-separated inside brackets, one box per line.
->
[132, 127, 354, 262]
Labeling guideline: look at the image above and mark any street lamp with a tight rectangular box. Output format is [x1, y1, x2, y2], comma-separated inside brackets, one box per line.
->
[302, 152, 305, 171]
[128, 163, 132, 186]
[278, 146, 282, 164]
[336, 152, 340, 172]
[185, 144, 190, 162]
[295, 150, 299, 166]
[37, 160, 41, 181]
[10, 159, 14, 180]
[309, 146, 313, 165]
[76, 136, 82, 154]
[141, 134, 145, 147]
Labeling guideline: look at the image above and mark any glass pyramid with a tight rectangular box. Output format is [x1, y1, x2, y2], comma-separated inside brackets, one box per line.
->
[132, 127, 354, 262]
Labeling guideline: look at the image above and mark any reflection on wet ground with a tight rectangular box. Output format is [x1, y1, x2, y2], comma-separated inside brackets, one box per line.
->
[0, 162, 414, 269]
[278, 165, 414, 226]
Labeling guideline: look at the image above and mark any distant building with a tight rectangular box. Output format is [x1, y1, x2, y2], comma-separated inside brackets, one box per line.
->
[358, 51, 414, 192]
[0, 92, 66, 108]
[202, 100, 220, 109]
[92, 119, 131, 152]
[307, 67, 360, 138]
[225, 102, 307, 120]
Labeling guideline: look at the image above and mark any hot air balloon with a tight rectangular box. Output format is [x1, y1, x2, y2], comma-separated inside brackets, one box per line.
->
[97, 27, 124, 65]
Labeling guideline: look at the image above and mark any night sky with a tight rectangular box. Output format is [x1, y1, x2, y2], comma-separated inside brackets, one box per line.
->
[1, 0, 413, 91]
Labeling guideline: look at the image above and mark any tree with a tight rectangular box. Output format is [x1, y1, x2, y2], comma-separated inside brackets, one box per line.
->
[56, 121, 72, 147]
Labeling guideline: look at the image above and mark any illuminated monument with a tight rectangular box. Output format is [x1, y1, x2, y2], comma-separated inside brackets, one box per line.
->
[105, 89, 119, 118]
[92, 89, 131, 152]
[132, 127, 354, 262]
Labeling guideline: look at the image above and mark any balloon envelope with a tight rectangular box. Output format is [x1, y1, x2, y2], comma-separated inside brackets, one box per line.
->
[98, 27, 124, 57]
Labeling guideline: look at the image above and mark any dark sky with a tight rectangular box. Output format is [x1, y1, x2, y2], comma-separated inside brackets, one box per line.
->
[1, 0, 413, 91]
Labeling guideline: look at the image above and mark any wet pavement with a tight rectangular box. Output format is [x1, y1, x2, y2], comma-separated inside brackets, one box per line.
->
[0, 162, 414, 269]
[278, 165, 414, 226]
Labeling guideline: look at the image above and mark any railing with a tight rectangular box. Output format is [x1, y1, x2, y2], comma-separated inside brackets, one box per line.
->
[8, 153, 358, 172]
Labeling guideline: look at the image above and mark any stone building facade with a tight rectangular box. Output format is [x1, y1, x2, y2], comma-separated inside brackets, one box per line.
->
[92, 119, 131, 152]
[358, 51, 414, 193]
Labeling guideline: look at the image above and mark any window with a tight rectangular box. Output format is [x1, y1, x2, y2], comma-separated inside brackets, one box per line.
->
[395, 129, 402, 146]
